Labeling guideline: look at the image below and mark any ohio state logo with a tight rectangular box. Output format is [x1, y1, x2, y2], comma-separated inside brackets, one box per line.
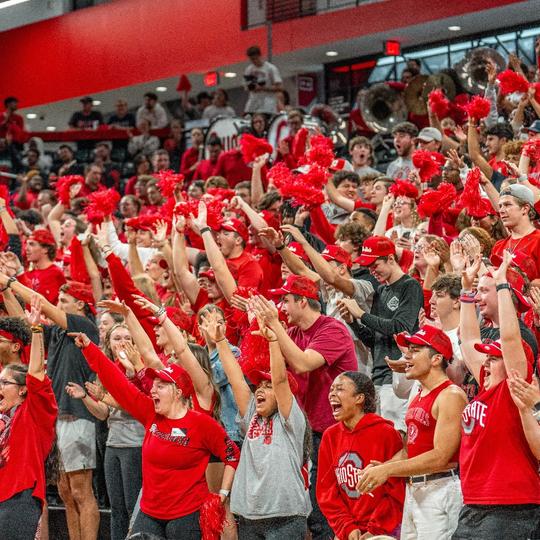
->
[461, 401, 488, 435]
[334, 452, 363, 499]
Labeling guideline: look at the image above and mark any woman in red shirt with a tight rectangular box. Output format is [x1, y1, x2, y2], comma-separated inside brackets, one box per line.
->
[0, 295, 57, 540]
[70, 331, 239, 540]
[316, 372, 404, 539]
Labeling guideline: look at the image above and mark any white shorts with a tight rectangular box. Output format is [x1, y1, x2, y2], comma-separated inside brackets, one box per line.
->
[377, 383, 408, 432]
[56, 417, 96, 473]
[401, 474, 463, 540]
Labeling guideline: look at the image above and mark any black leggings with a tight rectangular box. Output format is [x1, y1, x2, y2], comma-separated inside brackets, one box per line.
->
[131, 509, 201, 539]
[0, 488, 42, 540]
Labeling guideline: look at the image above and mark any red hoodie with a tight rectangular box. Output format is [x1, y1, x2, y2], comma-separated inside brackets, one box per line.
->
[316, 413, 404, 539]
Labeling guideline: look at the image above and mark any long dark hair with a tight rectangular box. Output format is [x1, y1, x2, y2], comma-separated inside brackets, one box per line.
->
[342, 371, 376, 413]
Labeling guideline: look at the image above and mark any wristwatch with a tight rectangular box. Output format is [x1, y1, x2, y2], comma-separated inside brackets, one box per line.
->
[219, 489, 230, 499]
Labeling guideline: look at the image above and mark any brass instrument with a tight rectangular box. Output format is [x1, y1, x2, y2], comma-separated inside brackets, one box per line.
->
[360, 83, 408, 133]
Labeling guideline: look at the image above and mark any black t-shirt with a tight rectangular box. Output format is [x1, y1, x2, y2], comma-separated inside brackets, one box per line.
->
[69, 111, 104, 129]
[44, 314, 100, 421]
[107, 113, 136, 129]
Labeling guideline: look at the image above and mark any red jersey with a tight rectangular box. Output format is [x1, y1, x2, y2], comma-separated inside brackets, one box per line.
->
[492, 230, 540, 281]
[226, 250, 264, 290]
[317, 413, 404, 538]
[459, 366, 540, 505]
[83, 343, 239, 520]
[0, 375, 57, 506]
[180, 147, 201, 183]
[20, 264, 66, 304]
[248, 246, 283, 293]
[212, 150, 251, 187]
[406, 380, 458, 461]
[12, 190, 38, 210]
[193, 158, 218, 181]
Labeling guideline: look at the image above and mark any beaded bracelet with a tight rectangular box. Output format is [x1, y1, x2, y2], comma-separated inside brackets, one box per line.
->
[459, 295, 476, 304]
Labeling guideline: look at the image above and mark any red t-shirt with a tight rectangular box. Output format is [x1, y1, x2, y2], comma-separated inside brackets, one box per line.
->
[83, 343, 240, 520]
[288, 315, 357, 432]
[459, 366, 540, 505]
[248, 246, 283, 294]
[212, 150, 251, 188]
[12, 190, 38, 210]
[0, 375, 57, 506]
[193, 159, 218, 181]
[226, 250, 264, 290]
[492, 230, 540, 281]
[317, 414, 404, 537]
[20, 264, 67, 304]
[406, 380, 458, 461]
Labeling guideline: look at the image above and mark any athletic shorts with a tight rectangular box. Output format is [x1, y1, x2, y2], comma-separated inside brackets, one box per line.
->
[56, 416, 96, 473]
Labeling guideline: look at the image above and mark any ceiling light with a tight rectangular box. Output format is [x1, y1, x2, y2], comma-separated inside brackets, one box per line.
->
[46, 126, 56, 132]
[156, 86, 167, 92]
[26, 113, 37, 119]
[0, 0, 31, 9]
[224, 72, 237, 78]
[448, 25, 461, 31]
[92, 100, 102, 106]
[326, 51, 339, 57]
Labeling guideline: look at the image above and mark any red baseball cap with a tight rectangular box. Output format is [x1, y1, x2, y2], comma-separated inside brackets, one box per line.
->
[269, 274, 319, 300]
[246, 369, 299, 394]
[474, 338, 535, 365]
[354, 235, 396, 267]
[395, 324, 453, 360]
[30, 229, 56, 246]
[321, 244, 352, 268]
[146, 364, 194, 397]
[288, 242, 309, 262]
[220, 218, 249, 243]
[199, 269, 216, 281]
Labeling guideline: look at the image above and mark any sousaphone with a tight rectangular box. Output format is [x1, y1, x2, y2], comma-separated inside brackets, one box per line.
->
[360, 83, 408, 133]
[454, 47, 506, 94]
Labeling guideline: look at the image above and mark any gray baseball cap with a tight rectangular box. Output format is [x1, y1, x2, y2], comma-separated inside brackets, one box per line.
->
[500, 184, 535, 207]
[417, 127, 442, 142]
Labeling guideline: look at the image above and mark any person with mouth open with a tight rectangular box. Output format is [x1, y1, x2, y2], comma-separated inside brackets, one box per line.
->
[69, 330, 240, 540]
[317, 371, 404, 539]
[199, 306, 312, 539]
[453, 250, 540, 540]
[357, 323, 467, 539]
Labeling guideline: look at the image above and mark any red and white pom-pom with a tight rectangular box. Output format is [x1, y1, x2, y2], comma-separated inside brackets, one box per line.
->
[497, 69, 529, 95]
[154, 169, 184, 198]
[268, 162, 294, 189]
[412, 150, 446, 182]
[84, 189, 121, 225]
[418, 182, 457, 218]
[523, 139, 540, 162]
[458, 167, 492, 218]
[303, 134, 335, 169]
[389, 179, 419, 200]
[56, 175, 84, 205]
[428, 89, 451, 119]
[199, 493, 227, 540]
[240, 133, 273, 164]
[465, 96, 491, 121]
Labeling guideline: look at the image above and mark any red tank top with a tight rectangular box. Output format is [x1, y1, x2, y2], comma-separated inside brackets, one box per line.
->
[405, 380, 458, 461]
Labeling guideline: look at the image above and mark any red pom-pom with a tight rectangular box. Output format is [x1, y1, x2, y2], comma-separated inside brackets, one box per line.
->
[240, 133, 273, 164]
[412, 150, 446, 182]
[418, 182, 457, 218]
[268, 162, 294, 189]
[300, 165, 329, 189]
[159, 197, 177, 220]
[175, 198, 224, 230]
[124, 214, 162, 231]
[0, 185, 13, 217]
[292, 127, 309, 160]
[303, 134, 335, 169]
[458, 167, 493, 218]
[56, 175, 84, 205]
[497, 69, 529, 95]
[465, 96, 492, 121]
[428, 90, 451, 119]
[84, 189, 121, 225]
[523, 139, 540, 162]
[205, 187, 236, 203]
[199, 493, 227, 540]
[389, 179, 419, 200]
[531, 82, 540, 103]
[280, 178, 325, 209]
[68, 236, 90, 283]
[154, 169, 184, 198]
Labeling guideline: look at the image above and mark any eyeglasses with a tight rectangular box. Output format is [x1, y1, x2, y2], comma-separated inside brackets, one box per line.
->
[394, 200, 412, 207]
[0, 379, 23, 388]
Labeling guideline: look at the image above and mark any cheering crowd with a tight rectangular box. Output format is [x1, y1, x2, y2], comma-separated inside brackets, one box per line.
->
[1, 42, 540, 540]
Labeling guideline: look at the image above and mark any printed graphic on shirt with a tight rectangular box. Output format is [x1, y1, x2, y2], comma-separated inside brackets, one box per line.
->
[149, 423, 190, 446]
[461, 400, 488, 435]
[335, 451, 364, 499]
[387, 296, 400, 311]
[247, 415, 274, 444]
[405, 406, 430, 444]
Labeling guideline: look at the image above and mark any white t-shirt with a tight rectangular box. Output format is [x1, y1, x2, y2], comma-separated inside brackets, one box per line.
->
[386, 157, 414, 180]
[244, 61, 283, 114]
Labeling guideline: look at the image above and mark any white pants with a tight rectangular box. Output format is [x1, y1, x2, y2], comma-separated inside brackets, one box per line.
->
[401, 475, 463, 540]
[377, 383, 408, 432]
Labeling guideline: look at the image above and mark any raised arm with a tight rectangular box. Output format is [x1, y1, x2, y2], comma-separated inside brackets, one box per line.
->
[199, 310, 252, 417]
[250, 154, 268, 208]
[326, 177, 354, 213]
[171, 217, 200, 305]
[467, 119, 493, 180]
[81, 236, 103, 303]
[27, 294, 46, 381]
[372, 194, 394, 236]
[0, 197, 19, 235]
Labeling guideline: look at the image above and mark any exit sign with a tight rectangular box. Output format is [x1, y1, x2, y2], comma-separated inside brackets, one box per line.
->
[204, 71, 219, 87]
[384, 40, 401, 56]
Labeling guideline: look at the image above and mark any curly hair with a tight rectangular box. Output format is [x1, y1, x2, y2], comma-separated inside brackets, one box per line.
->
[342, 372, 377, 413]
[335, 222, 370, 250]
[0, 317, 31, 348]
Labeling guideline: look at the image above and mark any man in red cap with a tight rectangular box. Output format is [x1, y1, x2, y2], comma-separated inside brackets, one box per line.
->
[190, 202, 263, 299]
[19, 228, 66, 304]
[357, 324, 467, 539]
[338, 235, 424, 432]
[250, 280, 357, 540]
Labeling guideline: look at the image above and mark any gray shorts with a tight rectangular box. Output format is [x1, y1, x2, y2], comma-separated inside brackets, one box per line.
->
[56, 417, 96, 473]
